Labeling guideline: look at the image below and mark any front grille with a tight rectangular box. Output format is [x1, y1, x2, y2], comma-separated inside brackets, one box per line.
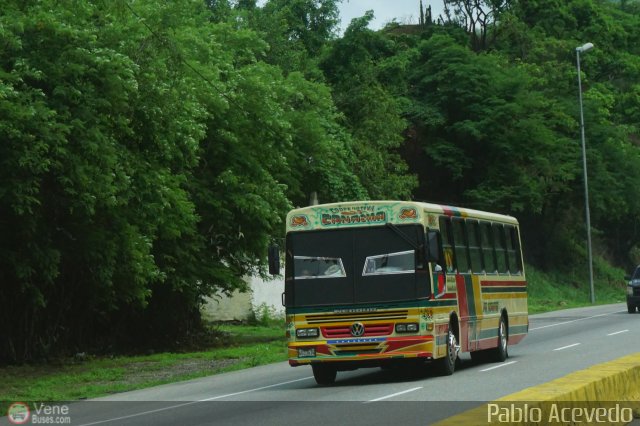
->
[334, 349, 381, 356]
[305, 310, 408, 324]
[322, 323, 393, 338]
[634, 287, 640, 297]
[331, 342, 383, 356]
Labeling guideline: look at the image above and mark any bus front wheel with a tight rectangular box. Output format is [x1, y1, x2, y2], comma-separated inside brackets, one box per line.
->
[312, 364, 337, 385]
[434, 327, 458, 376]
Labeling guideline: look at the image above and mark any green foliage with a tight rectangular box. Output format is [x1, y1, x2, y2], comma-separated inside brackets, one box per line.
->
[0, 322, 285, 406]
[407, 34, 578, 214]
[391, 0, 640, 274]
[251, 0, 341, 76]
[527, 263, 626, 314]
[247, 303, 283, 326]
[3, 0, 640, 363]
[0, 0, 380, 363]
[0, 0, 179, 361]
[321, 13, 417, 199]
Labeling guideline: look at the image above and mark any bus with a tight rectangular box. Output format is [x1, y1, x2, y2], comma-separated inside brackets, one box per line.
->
[268, 200, 528, 385]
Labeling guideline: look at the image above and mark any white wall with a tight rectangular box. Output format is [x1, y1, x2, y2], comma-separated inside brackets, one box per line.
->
[248, 275, 285, 318]
[201, 275, 285, 321]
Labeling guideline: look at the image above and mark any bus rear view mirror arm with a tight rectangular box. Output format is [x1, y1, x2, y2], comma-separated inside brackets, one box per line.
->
[268, 244, 280, 275]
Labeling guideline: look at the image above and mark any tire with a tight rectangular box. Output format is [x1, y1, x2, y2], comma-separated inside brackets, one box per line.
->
[490, 316, 508, 362]
[628, 304, 636, 314]
[312, 364, 337, 385]
[434, 326, 458, 376]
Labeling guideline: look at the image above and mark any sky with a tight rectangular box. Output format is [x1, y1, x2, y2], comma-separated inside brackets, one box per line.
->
[338, 0, 445, 33]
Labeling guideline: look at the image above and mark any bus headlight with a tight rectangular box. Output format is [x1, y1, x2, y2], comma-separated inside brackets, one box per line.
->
[396, 323, 418, 333]
[296, 328, 319, 338]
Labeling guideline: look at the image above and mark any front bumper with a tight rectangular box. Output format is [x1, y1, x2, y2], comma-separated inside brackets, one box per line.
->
[288, 335, 434, 366]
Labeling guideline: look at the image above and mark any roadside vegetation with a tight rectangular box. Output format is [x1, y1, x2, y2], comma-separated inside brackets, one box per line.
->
[3, 0, 640, 367]
[0, 320, 286, 413]
[527, 264, 626, 313]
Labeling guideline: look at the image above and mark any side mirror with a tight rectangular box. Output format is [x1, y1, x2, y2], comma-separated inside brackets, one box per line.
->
[268, 245, 280, 275]
[426, 230, 440, 263]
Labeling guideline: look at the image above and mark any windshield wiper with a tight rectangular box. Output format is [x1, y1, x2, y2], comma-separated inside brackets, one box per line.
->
[385, 222, 419, 250]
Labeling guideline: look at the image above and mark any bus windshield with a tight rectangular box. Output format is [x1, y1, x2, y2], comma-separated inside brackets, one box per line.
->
[285, 224, 429, 307]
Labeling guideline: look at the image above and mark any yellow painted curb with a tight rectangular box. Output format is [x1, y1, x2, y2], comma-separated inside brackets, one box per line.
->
[433, 353, 640, 425]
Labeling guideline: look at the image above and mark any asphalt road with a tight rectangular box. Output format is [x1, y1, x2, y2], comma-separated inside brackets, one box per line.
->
[4, 303, 639, 425]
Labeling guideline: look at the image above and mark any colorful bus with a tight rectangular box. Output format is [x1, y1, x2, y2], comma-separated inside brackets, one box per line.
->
[268, 201, 528, 385]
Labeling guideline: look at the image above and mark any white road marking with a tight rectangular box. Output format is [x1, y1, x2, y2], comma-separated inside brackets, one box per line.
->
[480, 361, 517, 372]
[78, 376, 314, 426]
[530, 311, 624, 331]
[199, 376, 313, 401]
[366, 386, 423, 403]
[553, 343, 581, 351]
[607, 329, 629, 336]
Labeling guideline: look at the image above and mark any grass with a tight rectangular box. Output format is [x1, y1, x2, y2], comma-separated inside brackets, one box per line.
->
[0, 264, 629, 410]
[0, 322, 287, 412]
[527, 262, 627, 313]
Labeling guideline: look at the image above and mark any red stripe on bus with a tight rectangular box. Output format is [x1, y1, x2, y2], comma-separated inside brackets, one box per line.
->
[455, 274, 471, 352]
[441, 206, 458, 217]
[476, 339, 497, 351]
[386, 337, 433, 352]
[456, 274, 470, 318]
[508, 334, 526, 345]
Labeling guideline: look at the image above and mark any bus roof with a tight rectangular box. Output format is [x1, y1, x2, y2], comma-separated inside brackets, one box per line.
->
[285, 200, 518, 232]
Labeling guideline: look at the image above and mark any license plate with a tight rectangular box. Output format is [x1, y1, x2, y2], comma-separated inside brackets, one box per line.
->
[298, 347, 316, 358]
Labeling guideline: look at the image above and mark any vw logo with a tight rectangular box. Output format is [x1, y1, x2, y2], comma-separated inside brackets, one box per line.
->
[350, 322, 365, 337]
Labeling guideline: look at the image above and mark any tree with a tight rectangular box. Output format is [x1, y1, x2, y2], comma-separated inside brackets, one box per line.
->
[0, 0, 203, 360]
[0, 0, 372, 361]
[321, 12, 417, 200]
[252, 0, 341, 76]
[439, 0, 512, 50]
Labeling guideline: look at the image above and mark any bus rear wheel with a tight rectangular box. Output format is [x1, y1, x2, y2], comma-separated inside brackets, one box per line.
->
[490, 316, 508, 362]
[312, 364, 337, 385]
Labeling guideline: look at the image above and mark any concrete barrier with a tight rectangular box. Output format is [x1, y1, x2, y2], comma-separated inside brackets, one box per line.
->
[434, 353, 640, 425]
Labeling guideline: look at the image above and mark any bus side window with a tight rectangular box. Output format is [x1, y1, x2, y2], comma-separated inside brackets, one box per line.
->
[438, 216, 455, 274]
[480, 221, 497, 274]
[506, 225, 522, 274]
[493, 224, 508, 274]
[514, 227, 524, 273]
[452, 218, 470, 273]
[468, 220, 483, 274]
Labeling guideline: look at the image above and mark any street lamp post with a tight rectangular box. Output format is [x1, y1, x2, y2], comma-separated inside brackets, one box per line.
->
[576, 42, 595, 304]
